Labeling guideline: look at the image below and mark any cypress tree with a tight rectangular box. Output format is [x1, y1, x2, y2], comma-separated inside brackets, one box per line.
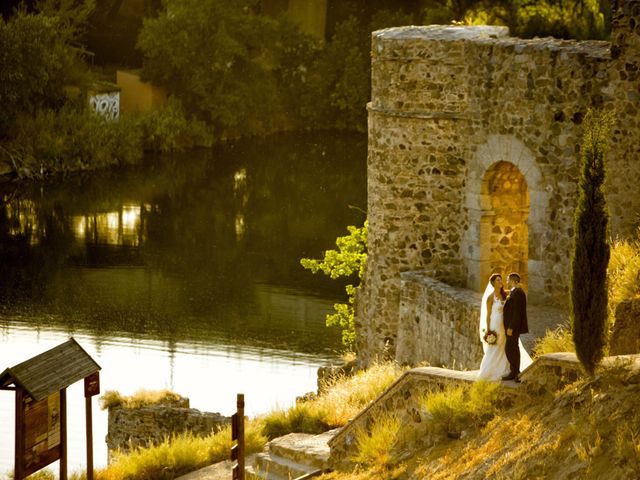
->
[570, 109, 612, 375]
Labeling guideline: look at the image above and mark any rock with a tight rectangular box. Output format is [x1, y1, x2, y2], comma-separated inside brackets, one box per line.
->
[610, 298, 640, 355]
[106, 402, 230, 457]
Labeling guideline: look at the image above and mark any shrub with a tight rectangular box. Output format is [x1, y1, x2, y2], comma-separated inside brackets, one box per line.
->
[136, 98, 213, 153]
[608, 232, 640, 307]
[0, 2, 93, 133]
[570, 110, 612, 375]
[7, 107, 143, 175]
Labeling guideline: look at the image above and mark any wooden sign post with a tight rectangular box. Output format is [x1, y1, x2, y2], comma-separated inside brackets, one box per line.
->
[230, 393, 245, 480]
[0, 338, 101, 480]
[84, 371, 100, 480]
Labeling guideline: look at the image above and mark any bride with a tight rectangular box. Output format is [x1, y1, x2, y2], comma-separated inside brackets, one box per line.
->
[477, 273, 532, 381]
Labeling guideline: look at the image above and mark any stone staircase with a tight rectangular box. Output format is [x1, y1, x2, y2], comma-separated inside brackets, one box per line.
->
[246, 429, 338, 480]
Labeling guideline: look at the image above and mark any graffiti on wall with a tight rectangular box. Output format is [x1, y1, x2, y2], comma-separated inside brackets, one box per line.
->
[89, 92, 120, 120]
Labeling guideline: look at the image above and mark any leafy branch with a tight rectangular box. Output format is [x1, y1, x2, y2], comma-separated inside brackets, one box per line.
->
[301, 221, 367, 351]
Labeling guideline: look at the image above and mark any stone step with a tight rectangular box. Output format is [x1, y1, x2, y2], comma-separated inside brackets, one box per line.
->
[266, 429, 337, 470]
[245, 463, 287, 480]
[249, 451, 317, 479]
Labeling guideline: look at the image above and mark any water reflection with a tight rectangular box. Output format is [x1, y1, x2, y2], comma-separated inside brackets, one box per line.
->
[72, 203, 148, 248]
[0, 131, 367, 473]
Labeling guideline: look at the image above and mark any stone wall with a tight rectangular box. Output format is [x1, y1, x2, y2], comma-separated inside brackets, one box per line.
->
[106, 398, 230, 457]
[397, 272, 483, 369]
[396, 272, 568, 367]
[358, 1, 640, 365]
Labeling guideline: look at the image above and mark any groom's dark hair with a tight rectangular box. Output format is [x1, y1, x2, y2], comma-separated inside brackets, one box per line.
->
[508, 272, 521, 283]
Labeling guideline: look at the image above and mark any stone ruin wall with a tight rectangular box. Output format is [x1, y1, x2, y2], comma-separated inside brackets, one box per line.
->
[105, 398, 229, 458]
[357, 0, 640, 366]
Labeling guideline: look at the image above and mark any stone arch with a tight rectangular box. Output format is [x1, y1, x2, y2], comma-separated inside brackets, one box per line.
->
[464, 135, 549, 300]
[479, 161, 529, 287]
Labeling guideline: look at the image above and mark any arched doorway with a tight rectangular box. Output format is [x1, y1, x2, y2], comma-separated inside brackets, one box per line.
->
[479, 161, 530, 288]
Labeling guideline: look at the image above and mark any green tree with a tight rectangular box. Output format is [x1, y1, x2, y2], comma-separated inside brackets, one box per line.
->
[570, 110, 612, 375]
[0, 2, 92, 134]
[137, 0, 282, 136]
[301, 221, 367, 351]
[442, 0, 611, 40]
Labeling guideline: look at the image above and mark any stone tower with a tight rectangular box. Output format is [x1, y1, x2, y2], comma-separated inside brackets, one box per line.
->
[357, 1, 640, 367]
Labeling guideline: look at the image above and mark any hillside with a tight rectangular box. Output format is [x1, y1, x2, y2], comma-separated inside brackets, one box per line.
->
[320, 359, 640, 480]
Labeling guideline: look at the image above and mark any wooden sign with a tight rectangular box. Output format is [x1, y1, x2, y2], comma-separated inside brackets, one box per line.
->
[84, 372, 100, 398]
[20, 391, 62, 477]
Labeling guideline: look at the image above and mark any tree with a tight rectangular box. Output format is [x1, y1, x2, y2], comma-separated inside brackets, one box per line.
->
[570, 110, 612, 375]
[137, 0, 282, 136]
[0, 1, 93, 134]
[301, 221, 367, 352]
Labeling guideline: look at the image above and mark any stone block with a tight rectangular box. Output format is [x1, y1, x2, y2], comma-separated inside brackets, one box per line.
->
[610, 298, 640, 355]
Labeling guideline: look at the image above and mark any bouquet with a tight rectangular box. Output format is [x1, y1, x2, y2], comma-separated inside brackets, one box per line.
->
[483, 329, 498, 345]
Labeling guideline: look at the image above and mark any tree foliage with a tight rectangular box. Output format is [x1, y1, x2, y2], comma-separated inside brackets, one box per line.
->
[301, 221, 367, 351]
[424, 0, 611, 40]
[0, 1, 93, 133]
[137, 0, 282, 135]
[570, 110, 612, 375]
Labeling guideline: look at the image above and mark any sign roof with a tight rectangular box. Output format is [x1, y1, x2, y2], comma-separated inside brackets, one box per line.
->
[0, 338, 101, 401]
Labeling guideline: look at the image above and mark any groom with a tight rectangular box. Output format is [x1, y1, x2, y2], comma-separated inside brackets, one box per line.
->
[502, 272, 528, 382]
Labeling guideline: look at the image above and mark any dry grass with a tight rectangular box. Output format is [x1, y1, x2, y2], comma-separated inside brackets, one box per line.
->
[608, 233, 640, 306]
[314, 362, 407, 426]
[532, 232, 640, 359]
[420, 381, 501, 436]
[320, 363, 640, 480]
[80, 422, 265, 480]
[261, 361, 407, 440]
[261, 401, 331, 439]
[351, 412, 402, 470]
[99, 389, 185, 410]
[532, 324, 575, 357]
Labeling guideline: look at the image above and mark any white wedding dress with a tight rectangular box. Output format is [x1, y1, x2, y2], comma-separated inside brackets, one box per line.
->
[477, 285, 533, 381]
[478, 294, 511, 381]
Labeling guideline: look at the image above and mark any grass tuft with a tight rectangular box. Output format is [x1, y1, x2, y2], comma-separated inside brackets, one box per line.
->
[351, 412, 402, 470]
[533, 325, 575, 357]
[420, 381, 500, 437]
[99, 389, 185, 410]
[261, 401, 331, 440]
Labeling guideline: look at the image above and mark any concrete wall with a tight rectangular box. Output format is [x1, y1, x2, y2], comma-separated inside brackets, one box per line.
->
[116, 70, 167, 113]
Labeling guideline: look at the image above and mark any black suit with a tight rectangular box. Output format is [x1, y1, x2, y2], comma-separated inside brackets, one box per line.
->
[503, 286, 528, 375]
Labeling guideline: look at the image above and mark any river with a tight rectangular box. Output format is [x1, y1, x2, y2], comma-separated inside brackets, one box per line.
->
[0, 131, 367, 476]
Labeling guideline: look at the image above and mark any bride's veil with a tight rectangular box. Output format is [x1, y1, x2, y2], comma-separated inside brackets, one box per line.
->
[479, 279, 494, 353]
